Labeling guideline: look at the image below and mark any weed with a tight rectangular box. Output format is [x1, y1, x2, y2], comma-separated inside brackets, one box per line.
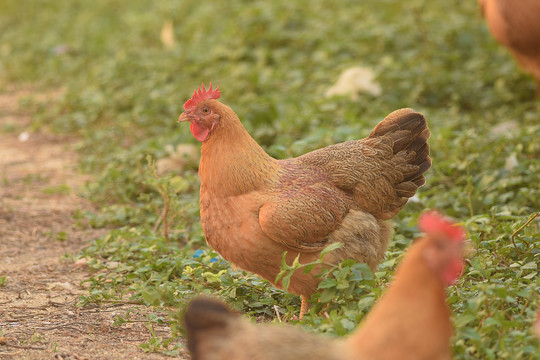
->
[42, 184, 71, 195]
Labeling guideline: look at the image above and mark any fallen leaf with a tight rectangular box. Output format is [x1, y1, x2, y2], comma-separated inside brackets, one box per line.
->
[18, 132, 30, 142]
[490, 120, 518, 136]
[157, 143, 200, 175]
[325, 66, 382, 99]
[160, 20, 175, 49]
[504, 153, 518, 171]
[74, 258, 89, 268]
[47, 282, 73, 293]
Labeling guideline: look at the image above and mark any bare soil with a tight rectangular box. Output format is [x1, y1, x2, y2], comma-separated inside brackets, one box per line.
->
[0, 87, 188, 359]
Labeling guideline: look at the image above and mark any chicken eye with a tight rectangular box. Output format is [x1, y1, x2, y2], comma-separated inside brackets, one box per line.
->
[202, 107, 209, 114]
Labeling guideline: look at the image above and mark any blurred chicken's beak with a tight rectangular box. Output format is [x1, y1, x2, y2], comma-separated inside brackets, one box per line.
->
[178, 112, 190, 122]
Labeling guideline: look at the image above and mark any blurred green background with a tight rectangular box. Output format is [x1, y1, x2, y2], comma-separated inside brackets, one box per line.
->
[1, 0, 539, 358]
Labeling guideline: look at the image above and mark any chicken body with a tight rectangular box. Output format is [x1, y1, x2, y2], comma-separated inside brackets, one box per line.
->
[348, 236, 454, 360]
[179, 87, 430, 309]
[535, 309, 540, 341]
[185, 298, 343, 360]
[479, 0, 540, 93]
[185, 212, 465, 360]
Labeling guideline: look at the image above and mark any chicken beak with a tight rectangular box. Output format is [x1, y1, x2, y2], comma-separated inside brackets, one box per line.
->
[178, 111, 195, 122]
[178, 112, 191, 123]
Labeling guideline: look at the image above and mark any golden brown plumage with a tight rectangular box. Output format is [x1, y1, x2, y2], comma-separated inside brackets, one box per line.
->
[178, 84, 431, 315]
[479, 0, 540, 93]
[184, 212, 465, 360]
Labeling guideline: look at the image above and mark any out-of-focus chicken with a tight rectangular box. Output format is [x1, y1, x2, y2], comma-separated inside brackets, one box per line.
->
[349, 211, 465, 360]
[534, 308, 540, 341]
[479, 0, 540, 94]
[184, 211, 466, 360]
[178, 83, 431, 315]
[185, 297, 342, 360]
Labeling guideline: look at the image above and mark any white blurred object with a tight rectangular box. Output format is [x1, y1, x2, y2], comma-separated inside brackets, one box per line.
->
[325, 66, 382, 99]
[106, 261, 120, 269]
[490, 120, 518, 136]
[407, 195, 421, 203]
[74, 257, 89, 268]
[534, 310, 540, 341]
[160, 20, 175, 49]
[157, 143, 200, 175]
[504, 153, 518, 171]
[47, 282, 73, 293]
[18, 132, 29, 142]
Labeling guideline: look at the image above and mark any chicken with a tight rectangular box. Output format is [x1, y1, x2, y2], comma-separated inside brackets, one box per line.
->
[184, 211, 466, 360]
[178, 83, 431, 315]
[479, 0, 540, 94]
[535, 308, 540, 341]
[185, 297, 342, 360]
[349, 211, 465, 360]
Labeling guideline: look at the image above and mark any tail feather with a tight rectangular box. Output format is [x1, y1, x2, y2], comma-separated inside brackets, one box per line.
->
[369, 108, 422, 137]
[410, 128, 431, 152]
[395, 181, 419, 198]
[412, 143, 430, 166]
[415, 158, 432, 178]
[184, 297, 236, 359]
[370, 108, 431, 193]
[297, 107, 431, 220]
[361, 108, 431, 218]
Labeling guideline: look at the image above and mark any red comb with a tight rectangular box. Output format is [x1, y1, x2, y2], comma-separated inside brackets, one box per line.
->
[419, 211, 466, 243]
[183, 82, 221, 112]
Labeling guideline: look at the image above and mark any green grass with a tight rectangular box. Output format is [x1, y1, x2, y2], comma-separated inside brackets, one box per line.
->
[1, 0, 539, 358]
[42, 184, 71, 195]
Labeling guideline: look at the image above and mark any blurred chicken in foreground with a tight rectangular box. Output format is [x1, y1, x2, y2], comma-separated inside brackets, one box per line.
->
[479, 0, 540, 95]
[534, 308, 540, 342]
[184, 211, 466, 360]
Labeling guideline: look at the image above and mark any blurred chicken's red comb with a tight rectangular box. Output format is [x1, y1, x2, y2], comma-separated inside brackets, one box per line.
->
[419, 211, 465, 243]
[183, 82, 221, 111]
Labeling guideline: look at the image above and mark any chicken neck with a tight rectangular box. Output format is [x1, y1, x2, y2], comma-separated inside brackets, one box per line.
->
[199, 114, 280, 196]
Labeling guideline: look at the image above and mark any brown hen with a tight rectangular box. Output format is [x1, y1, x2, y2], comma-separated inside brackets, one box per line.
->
[178, 83, 431, 315]
[479, 0, 540, 94]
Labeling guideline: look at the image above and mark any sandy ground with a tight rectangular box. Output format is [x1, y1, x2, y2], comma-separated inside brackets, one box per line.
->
[0, 87, 188, 359]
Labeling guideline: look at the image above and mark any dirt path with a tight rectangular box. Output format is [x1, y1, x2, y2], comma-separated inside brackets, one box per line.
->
[0, 88, 186, 359]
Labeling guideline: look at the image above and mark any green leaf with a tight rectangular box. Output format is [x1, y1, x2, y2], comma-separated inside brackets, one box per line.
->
[291, 254, 301, 268]
[521, 261, 537, 270]
[141, 288, 161, 306]
[320, 288, 337, 303]
[454, 313, 476, 328]
[461, 327, 482, 342]
[303, 263, 318, 274]
[340, 318, 356, 332]
[320, 242, 343, 258]
[281, 271, 294, 291]
[318, 279, 337, 289]
[336, 279, 349, 290]
[356, 296, 375, 310]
